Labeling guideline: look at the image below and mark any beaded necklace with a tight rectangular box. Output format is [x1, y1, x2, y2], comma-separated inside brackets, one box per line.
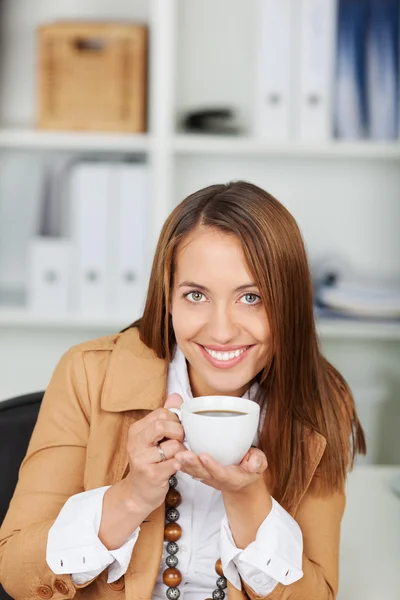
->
[162, 474, 227, 600]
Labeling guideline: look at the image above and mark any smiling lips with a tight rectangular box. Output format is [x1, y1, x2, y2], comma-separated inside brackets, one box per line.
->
[198, 344, 253, 368]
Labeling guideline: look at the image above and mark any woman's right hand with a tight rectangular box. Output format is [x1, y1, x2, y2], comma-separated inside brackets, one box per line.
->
[99, 394, 185, 550]
[122, 393, 186, 515]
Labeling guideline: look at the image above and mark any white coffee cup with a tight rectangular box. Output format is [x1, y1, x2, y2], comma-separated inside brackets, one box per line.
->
[169, 396, 260, 466]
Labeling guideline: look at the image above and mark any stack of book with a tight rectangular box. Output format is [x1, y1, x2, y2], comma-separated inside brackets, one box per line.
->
[313, 257, 400, 320]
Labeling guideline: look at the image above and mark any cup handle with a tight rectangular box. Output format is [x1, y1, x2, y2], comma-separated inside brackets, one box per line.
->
[167, 407, 191, 450]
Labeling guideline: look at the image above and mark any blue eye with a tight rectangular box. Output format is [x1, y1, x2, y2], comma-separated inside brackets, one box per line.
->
[185, 291, 206, 303]
[240, 293, 261, 305]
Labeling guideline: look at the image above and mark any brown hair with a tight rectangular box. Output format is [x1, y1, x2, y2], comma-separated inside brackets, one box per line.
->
[128, 181, 366, 510]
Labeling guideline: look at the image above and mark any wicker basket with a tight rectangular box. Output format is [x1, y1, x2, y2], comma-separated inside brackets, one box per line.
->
[37, 22, 148, 132]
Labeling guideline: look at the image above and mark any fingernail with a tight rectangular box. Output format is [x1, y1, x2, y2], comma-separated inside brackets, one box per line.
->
[253, 458, 262, 469]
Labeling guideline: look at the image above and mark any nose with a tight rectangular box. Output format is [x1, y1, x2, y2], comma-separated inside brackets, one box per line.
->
[207, 303, 239, 344]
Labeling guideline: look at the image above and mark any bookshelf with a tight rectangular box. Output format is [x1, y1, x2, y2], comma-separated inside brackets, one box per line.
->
[0, 0, 399, 464]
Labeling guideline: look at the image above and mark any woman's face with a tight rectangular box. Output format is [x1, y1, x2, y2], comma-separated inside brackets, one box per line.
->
[170, 228, 271, 398]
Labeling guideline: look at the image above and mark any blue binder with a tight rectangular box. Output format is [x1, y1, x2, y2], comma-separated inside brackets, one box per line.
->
[334, 0, 369, 139]
[367, 0, 400, 140]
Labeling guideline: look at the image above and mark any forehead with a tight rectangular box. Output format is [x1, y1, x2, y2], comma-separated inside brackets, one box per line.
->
[175, 228, 253, 282]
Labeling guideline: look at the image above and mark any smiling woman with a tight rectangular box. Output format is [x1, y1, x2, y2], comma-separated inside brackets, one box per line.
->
[0, 181, 366, 600]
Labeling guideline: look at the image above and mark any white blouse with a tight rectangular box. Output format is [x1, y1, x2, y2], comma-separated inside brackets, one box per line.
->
[46, 347, 303, 599]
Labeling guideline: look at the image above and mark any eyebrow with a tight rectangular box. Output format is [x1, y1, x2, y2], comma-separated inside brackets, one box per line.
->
[178, 281, 258, 293]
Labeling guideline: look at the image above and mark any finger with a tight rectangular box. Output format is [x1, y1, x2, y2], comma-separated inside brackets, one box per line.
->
[241, 448, 253, 464]
[175, 451, 211, 480]
[130, 407, 179, 436]
[198, 454, 234, 483]
[199, 454, 260, 491]
[242, 448, 268, 474]
[153, 439, 187, 463]
[152, 458, 182, 480]
[140, 419, 185, 447]
[164, 393, 183, 410]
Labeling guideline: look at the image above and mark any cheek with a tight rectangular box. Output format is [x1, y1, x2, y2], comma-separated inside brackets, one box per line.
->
[261, 321, 272, 346]
[246, 310, 271, 342]
[171, 301, 205, 339]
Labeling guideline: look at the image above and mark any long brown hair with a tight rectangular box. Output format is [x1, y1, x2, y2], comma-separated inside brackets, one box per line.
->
[128, 181, 366, 510]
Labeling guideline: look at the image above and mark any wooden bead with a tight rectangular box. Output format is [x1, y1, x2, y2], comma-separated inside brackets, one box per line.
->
[162, 567, 182, 587]
[166, 488, 182, 508]
[164, 523, 182, 542]
[215, 558, 224, 576]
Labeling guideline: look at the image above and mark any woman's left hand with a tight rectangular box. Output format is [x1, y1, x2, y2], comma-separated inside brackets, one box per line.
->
[163, 394, 268, 492]
[174, 447, 268, 492]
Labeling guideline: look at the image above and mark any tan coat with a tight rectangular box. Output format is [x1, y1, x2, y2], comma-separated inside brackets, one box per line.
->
[0, 328, 345, 600]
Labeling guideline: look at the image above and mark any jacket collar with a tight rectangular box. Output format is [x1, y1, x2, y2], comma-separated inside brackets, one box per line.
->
[102, 328, 168, 412]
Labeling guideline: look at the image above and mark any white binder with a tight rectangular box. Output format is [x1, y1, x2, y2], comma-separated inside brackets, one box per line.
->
[112, 162, 150, 317]
[296, 0, 336, 142]
[69, 162, 111, 315]
[27, 237, 72, 314]
[254, 0, 294, 141]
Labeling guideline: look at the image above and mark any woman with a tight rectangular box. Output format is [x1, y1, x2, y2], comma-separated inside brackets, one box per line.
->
[0, 181, 365, 600]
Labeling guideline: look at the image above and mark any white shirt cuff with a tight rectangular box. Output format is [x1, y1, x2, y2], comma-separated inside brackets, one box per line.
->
[220, 497, 303, 594]
[46, 486, 140, 585]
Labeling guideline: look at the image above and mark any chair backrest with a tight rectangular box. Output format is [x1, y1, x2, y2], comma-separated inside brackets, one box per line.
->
[0, 391, 44, 599]
[0, 391, 44, 524]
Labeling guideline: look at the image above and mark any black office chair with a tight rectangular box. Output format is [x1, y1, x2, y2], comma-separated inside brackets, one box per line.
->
[0, 391, 44, 600]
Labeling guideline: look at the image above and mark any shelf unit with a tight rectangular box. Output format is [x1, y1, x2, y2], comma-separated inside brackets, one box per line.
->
[0, 0, 399, 341]
[0, 0, 399, 419]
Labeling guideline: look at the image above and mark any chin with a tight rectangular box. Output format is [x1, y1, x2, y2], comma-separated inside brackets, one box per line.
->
[203, 374, 251, 397]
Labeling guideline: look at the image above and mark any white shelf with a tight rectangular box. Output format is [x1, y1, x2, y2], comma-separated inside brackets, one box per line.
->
[0, 308, 132, 331]
[317, 318, 400, 341]
[0, 308, 399, 340]
[1, 129, 400, 159]
[0, 128, 152, 153]
[173, 134, 400, 159]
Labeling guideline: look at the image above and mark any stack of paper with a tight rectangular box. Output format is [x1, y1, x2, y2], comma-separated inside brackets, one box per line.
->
[313, 257, 400, 319]
[318, 280, 400, 319]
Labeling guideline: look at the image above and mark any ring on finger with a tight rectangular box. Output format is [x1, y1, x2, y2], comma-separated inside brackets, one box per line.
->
[157, 442, 167, 462]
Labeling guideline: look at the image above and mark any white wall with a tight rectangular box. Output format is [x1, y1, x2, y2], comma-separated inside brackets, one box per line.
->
[175, 154, 400, 279]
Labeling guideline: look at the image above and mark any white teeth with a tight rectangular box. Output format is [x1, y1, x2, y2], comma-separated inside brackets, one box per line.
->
[204, 347, 248, 361]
